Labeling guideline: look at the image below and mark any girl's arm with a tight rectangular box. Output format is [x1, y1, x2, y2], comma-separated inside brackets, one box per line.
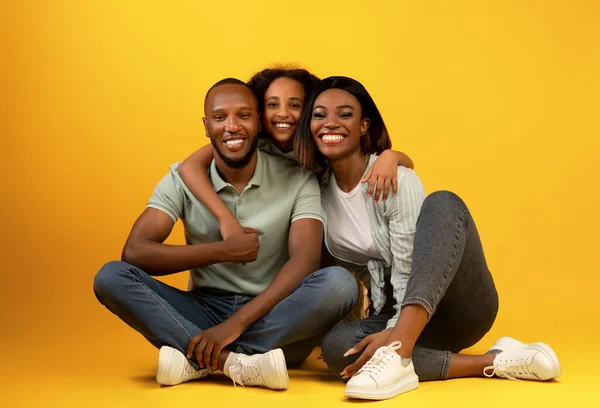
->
[361, 149, 415, 203]
[178, 145, 242, 239]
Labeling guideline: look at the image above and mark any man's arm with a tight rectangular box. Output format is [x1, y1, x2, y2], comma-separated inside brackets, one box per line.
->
[122, 207, 259, 276]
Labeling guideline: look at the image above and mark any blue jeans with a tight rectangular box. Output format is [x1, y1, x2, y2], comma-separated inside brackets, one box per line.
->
[94, 262, 357, 369]
[321, 191, 499, 381]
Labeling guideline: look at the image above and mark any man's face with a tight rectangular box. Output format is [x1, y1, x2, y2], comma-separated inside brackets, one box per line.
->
[203, 84, 260, 169]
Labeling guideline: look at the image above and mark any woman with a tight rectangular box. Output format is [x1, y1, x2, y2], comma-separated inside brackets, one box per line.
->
[294, 76, 562, 400]
[178, 67, 414, 240]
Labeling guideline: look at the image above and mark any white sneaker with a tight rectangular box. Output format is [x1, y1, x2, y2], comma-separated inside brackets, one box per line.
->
[484, 337, 562, 381]
[344, 341, 419, 400]
[156, 346, 211, 385]
[227, 349, 289, 390]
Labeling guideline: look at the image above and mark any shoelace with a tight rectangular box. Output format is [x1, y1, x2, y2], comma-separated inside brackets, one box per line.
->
[356, 341, 403, 377]
[229, 355, 262, 387]
[483, 357, 534, 381]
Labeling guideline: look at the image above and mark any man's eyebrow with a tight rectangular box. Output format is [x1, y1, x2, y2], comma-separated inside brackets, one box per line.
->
[211, 106, 253, 114]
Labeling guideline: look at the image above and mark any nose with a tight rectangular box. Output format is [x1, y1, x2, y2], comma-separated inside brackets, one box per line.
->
[225, 116, 240, 133]
[275, 105, 290, 120]
[324, 115, 340, 129]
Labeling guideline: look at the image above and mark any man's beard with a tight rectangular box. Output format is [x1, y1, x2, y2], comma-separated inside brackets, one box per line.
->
[210, 136, 260, 169]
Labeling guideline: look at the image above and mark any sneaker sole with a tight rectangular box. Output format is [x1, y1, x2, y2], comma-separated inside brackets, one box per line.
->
[266, 349, 289, 390]
[530, 342, 562, 380]
[157, 346, 183, 386]
[344, 373, 419, 400]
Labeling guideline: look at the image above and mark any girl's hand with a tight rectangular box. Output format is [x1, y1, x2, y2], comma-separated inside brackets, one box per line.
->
[361, 150, 398, 203]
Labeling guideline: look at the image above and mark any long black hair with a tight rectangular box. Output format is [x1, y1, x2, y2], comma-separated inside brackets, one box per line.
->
[294, 76, 392, 170]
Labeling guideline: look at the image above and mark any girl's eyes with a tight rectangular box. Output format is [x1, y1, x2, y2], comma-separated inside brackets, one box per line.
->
[267, 103, 302, 109]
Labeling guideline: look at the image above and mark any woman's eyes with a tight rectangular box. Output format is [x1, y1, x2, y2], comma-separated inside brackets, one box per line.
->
[312, 112, 353, 119]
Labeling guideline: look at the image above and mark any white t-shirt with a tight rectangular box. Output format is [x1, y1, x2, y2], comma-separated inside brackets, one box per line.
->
[324, 173, 384, 265]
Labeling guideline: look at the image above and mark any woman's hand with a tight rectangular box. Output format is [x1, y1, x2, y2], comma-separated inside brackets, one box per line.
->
[340, 329, 392, 379]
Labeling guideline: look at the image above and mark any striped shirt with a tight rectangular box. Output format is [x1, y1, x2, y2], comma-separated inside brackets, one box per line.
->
[320, 155, 426, 329]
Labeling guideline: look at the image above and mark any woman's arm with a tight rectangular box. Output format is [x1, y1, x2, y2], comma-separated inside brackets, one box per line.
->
[178, 144, 242, 239]
[361, 150, 415, 202]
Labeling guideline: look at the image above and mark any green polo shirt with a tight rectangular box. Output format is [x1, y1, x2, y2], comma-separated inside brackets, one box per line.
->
[147, 149, 323, 295]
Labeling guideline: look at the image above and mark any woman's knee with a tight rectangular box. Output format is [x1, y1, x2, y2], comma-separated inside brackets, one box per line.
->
[321, 323, 361, 374]
[423, 190, 467, 214]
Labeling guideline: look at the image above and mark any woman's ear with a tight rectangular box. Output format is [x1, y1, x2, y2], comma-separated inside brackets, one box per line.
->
[361, 118, 370, 136]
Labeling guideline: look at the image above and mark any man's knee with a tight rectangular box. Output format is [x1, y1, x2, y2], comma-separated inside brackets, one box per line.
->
[317, 266, 358, 307]
[93, 260, 129, 302]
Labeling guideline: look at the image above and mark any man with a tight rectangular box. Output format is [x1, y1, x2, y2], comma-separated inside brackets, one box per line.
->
[93, 78, 357, 389]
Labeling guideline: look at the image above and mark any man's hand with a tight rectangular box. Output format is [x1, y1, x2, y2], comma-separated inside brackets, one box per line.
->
[186, 318, 244, 370]
[222, 227, 259, 263]
[340, 329, 392, 379]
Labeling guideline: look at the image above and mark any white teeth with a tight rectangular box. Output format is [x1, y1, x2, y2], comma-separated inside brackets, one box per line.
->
[275, 123, 292, 128]
[321, 134, 344, 142]
[225, 139, 244, 146]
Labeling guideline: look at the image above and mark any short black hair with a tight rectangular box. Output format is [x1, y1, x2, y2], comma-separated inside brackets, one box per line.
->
[204, 78, 257, 113]
[294, 76, 392, 170]
[247, 66, 320, 112]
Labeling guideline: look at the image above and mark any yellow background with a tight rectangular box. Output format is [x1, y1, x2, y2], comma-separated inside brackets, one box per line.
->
[2, 1, 599, 406]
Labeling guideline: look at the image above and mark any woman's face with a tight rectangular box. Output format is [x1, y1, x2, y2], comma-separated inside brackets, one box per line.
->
[310, 88, 369, 161]
[262, 77, 305, 151]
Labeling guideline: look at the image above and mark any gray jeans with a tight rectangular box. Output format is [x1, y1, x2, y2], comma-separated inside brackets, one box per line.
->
[321, 191, 499, 381]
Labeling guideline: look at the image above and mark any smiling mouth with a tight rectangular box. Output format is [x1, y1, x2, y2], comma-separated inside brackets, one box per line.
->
[319, 134, 346, 143]
[223, 138, 246, 152]
[224, 138, 246, 148]
[273, 122, 294, 130]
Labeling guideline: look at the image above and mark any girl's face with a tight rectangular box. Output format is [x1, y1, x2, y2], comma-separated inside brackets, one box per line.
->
[262, 77, 305, 151]
[310, 88, 369, 161]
